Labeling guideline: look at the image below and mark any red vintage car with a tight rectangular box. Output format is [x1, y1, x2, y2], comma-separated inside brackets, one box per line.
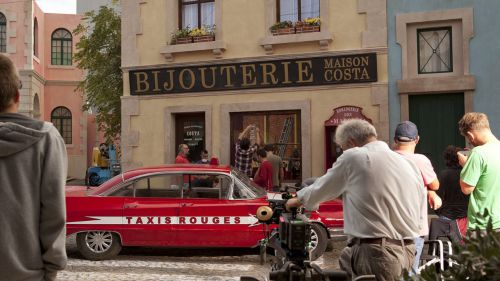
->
[66, 164, 344, 260]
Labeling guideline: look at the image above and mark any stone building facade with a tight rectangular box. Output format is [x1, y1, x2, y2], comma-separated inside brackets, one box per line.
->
[388, 0, 500, 171]
[0, 0, 100, 178]
[120, 0, 389, 182]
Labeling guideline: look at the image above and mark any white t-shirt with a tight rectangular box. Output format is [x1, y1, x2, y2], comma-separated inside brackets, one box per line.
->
[298, 141, 425, 239]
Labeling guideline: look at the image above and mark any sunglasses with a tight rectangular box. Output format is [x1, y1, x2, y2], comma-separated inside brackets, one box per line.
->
[18, 80, 22, 89]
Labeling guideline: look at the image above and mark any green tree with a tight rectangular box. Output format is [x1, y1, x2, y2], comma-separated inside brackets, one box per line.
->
[74, 4, 121, 142]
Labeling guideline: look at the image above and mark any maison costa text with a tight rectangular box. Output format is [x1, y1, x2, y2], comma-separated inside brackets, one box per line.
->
[129, 53, 377, 95]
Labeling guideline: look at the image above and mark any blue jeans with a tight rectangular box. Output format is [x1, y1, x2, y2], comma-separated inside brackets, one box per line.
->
[410, 236, 425, 275]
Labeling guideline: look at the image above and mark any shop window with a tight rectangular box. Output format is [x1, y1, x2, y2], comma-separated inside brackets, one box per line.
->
[179, 0, 214, 29]
[0, 12, 6, 53]
[277, 0, 319, 22]
[175, 113, 205, 163]
[51, 106, 72, 144]
[230, 110, 302, 183]
[51, 28, 72, 65]
[33, 18, 38, 57]
[417, 26, 452, 74]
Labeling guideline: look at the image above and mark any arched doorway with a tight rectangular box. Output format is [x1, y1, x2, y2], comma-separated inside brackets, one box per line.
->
[324, 106, 372, 171]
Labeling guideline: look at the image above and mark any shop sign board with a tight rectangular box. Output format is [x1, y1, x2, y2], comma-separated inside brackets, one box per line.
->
[324, 106, 373, 126]
[129, 53, 377, 95]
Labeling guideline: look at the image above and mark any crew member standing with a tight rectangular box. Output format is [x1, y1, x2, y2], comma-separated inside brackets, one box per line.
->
[286, 119, 423, 281]
[457, 112, 500, 232]
[254, 148, 273, 191]
[264, 144, 284, 191]
[393, 121, 441, 274]
[235, 124, 261, 177]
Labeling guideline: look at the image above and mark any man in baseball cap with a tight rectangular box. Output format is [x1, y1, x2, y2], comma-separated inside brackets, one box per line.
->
[393, 120, 441, 274]
[395, 121, 419, 142]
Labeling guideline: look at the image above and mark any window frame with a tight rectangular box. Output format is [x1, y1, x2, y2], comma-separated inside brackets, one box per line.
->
[276, 0, 320, 23]
[178, 0, 215, 29]
[51, 106, 72, 144]
[416, 26, 453, 74]
[33, 18, 38, 57]
[51, 28, 73, 66]
[0, 12, 6, 53]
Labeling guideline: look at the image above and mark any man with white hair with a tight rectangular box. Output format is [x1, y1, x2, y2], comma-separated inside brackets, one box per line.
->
[286, 119, 424, 281]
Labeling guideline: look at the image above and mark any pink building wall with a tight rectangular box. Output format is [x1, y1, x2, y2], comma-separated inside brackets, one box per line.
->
[33, 3, 44, 77]
[0, 0, 103, 179]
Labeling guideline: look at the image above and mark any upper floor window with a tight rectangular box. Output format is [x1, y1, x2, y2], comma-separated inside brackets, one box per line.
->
[179, 0, 214, 29]
[417, 27, 452, 74]
[278, 0, 319, 22]
[51, 106, 72, 144]
[51, 28, 72, 65]
[33, 18, 38, 57]
[0, 12, 6, 53]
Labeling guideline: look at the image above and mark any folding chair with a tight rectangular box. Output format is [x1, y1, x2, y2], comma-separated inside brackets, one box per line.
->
[419, 218, 460, 272]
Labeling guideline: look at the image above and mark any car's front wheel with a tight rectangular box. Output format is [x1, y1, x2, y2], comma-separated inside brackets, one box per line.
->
[76, 231, 122, 260]
[310, 223, 328, 260]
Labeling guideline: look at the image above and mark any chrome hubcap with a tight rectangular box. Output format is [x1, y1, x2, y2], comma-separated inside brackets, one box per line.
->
[310, 229, 319, 251]
[85, 231, 113, 253]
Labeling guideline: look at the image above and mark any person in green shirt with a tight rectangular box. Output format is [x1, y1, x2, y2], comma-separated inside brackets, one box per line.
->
[457, 112, 500, 231]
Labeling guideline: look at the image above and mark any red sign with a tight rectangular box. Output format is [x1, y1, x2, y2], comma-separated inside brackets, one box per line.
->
[324, 106, 372, 126]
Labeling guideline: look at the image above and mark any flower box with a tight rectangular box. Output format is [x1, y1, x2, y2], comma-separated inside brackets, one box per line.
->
[193, 35, 215, 43]
[174, 37, 193, 44]
[271, 27, 295, 36]
[295, 25, 320, 33]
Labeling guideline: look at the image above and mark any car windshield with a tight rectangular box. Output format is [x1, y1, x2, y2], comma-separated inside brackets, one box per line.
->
[231, 168, 267, 198]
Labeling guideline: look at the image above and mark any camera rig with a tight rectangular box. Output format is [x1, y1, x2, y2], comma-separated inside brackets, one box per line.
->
[242, 193, 348, 281]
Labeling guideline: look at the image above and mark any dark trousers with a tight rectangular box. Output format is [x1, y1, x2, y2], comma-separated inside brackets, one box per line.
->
[340, 240, 415, 281]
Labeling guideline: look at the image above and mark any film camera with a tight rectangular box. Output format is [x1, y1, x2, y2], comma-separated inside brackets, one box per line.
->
[241, 193, 347, 281]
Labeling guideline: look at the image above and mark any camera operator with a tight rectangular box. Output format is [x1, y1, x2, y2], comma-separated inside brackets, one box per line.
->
[286, 119, 425, 281]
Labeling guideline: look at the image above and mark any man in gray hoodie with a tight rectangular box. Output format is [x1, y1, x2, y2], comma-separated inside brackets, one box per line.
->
[0, 54, 68, 280]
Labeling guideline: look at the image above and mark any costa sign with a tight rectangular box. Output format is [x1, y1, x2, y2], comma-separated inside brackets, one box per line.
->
[129, 53, 377, 95]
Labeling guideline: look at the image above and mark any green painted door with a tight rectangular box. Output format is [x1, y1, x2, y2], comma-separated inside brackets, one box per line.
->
[409, 93, 465, 173]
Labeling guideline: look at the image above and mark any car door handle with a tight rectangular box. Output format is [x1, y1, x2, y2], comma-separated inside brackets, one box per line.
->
[181, 203, 194, 207]
[124, 203, 138, 209]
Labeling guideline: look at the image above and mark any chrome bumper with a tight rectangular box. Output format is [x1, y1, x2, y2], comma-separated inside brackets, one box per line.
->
[328, 227, 347, 241]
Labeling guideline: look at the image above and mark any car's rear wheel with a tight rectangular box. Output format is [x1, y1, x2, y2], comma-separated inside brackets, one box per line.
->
[76, 231, 122, 260]
[310, 223, 328, 260]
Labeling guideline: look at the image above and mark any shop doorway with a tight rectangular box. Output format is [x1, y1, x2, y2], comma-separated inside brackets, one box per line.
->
[229, 110, 301, 183]
[325, 127, 343, 170]
[409, 93, 465, 172]
[324, 106, 372, 171]
[175, 113, 205, 163]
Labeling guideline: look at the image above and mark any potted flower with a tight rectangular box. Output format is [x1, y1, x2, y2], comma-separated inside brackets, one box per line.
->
[270, 20, 294, 36]
[191, 24, 216, 43]
[295, 17, 321, 33]
[171, 27, 192, 44]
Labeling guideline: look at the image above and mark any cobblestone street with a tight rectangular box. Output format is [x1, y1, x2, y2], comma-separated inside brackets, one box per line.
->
[59, 234, 346, 280]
